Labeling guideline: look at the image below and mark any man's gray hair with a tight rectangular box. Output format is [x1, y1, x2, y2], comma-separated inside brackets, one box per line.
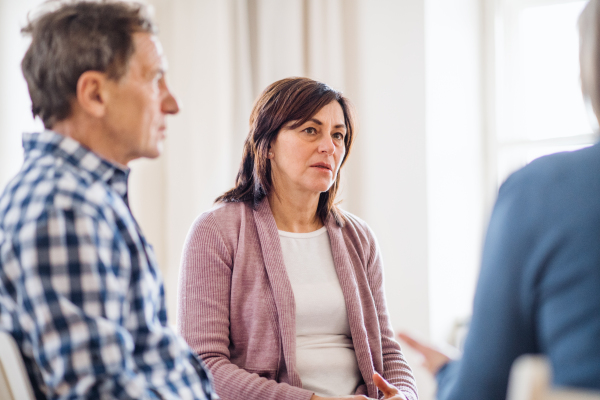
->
[21, 0, 157, 128]
[579, 0, 600, 125]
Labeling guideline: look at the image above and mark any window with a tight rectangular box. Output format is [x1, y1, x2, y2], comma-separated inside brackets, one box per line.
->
[489, 0, 596, 187]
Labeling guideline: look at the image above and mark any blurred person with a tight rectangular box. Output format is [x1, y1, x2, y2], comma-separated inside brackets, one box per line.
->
[177, 77, 418, 400]
[0, 1, 217, 399]
[398, 0, 600, 398]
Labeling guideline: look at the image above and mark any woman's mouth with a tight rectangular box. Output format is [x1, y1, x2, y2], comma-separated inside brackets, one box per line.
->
[311, 162, 332, 171]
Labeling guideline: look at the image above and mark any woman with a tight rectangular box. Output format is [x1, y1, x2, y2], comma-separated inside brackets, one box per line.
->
[177, 77, 417, 400]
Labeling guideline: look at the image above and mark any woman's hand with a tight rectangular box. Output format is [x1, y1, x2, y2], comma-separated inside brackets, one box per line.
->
[397, 332, 453, 375]
[309, 373, 409, 400]
[372, 373, 407, 400]
[309, 395, 373, 400]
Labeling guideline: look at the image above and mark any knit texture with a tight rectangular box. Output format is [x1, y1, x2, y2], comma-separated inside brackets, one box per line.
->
[177, 199, 418, 400]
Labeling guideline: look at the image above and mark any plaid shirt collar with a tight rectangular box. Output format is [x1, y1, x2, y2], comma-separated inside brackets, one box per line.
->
[22, 130, 130, 203]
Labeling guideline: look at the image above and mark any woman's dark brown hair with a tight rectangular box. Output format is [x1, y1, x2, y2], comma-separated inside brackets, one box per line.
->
[216, 77, 356, 226]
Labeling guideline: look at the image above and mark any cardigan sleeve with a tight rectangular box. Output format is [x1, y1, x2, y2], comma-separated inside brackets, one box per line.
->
[176, 211, 313, 400]
[364, 225, 419, 400]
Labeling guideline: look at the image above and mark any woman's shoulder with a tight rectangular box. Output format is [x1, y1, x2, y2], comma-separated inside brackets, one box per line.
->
[335, 208, 378, 246]
[188, 201, 253, 239]
[202, 200, 250, 219]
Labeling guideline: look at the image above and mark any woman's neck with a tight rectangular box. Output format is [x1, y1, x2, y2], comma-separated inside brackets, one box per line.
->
[268, 190, 323, 233]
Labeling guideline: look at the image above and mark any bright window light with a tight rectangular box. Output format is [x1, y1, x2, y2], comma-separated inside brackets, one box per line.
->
[513, 0, 590, 141]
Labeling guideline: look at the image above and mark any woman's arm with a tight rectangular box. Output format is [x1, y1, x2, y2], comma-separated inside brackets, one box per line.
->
[176, 212, 313, 400]
[364, 226, 418, 400]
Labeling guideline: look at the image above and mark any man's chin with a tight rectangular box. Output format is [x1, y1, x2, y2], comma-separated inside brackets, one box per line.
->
[146, 142, 164, 159]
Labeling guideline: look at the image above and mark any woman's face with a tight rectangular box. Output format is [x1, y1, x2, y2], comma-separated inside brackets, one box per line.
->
[268, 101, 347, 197]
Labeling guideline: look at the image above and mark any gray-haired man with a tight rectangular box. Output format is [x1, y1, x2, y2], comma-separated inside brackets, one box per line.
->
[0, 1, 217, 399]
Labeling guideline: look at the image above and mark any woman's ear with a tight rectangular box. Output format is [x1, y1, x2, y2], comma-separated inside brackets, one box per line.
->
[75, 71, 109, 119]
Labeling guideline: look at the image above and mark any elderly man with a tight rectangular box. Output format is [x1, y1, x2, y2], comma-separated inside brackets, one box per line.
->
[0, 1, 217, 399]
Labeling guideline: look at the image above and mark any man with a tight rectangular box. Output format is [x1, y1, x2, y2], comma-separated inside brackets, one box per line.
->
[399, 0, 600, 398]
[0, 1, 217, 399]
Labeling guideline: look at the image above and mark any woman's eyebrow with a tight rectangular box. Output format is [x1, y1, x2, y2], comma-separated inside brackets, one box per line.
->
[308, 118, 347, 130]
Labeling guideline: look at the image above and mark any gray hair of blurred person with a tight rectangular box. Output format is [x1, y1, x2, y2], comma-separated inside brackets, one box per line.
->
[21, 0, 157, 129]
[579, 0, 600, 127]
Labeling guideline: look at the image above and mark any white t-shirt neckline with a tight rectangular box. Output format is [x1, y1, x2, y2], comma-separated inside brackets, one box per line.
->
[277, 226, 327, 239]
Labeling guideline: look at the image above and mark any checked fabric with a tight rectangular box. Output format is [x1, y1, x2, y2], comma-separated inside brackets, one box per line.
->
[0, 130, 217, 400]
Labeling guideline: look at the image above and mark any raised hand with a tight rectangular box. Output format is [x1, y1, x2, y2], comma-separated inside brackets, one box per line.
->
[397, 332, 453, 375]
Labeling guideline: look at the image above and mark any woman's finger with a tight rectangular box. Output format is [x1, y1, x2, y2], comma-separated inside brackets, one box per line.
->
[372, 372, 400, 398]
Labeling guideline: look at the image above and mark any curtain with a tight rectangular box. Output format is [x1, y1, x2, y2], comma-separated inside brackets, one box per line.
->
[131, 0, 363, 319]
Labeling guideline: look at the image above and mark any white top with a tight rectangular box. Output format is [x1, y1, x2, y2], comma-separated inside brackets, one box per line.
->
[278, 227, 362, 396]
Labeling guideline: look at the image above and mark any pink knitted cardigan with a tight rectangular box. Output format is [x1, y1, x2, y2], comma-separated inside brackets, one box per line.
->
[177, 199, 418, 400]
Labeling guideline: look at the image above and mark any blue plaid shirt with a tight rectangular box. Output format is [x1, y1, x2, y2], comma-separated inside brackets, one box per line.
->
[0, 131, 217, 400]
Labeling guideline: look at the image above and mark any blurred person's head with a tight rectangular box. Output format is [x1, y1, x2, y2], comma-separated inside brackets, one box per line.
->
[579, 0, 600, 125]
[21, 0, 179, 165]
[217, 77, 356, 226]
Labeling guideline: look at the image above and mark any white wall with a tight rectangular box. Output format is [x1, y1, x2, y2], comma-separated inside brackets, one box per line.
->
[425, 0, 485, 346]
[0, 0, 44, 189]
[356, 0, 430, 337]
[351, 1, 435, 397]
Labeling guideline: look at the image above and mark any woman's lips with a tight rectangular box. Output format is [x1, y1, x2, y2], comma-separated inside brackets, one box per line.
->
[311, 162, 332, 171]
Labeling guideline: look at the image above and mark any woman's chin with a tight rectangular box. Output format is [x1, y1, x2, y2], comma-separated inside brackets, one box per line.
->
[309, 183, 334, 194]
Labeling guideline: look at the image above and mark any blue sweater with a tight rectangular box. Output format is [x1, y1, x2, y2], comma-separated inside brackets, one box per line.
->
[436, 142, 600, 399]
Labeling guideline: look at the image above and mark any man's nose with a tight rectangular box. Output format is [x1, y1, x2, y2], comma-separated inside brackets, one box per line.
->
[162, 87, 180, 115]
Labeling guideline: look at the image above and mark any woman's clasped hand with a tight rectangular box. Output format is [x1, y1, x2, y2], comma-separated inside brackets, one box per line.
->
[310, 373, 408, 400]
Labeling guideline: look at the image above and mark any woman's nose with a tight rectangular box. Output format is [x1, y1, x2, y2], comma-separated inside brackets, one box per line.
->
[318, 135, 335, 155]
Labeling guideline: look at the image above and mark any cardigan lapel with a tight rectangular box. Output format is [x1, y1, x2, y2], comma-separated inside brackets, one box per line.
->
[252, 198, 302, 387]
[325, 215, 378, 398]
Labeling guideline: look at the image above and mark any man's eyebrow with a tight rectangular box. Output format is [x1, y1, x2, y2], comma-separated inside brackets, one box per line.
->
[144, 65, 163, 76]
[147, 67, 165, 79]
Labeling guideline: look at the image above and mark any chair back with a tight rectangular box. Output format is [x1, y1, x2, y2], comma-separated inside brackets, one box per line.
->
[507, 355, 600, 400]
[0, 331, 35, 400]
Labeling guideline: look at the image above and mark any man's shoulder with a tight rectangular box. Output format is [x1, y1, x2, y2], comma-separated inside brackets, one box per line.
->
[506, 142, 600, 192]
[498, 143, 600, 213]
[0, 154, 110, 235]
[491, 142, 600, 250]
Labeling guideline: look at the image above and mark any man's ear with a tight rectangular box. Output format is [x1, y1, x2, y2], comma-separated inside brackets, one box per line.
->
[76, 71, 110, 118]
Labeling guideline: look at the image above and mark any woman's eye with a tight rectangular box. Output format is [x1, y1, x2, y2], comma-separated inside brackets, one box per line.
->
[333, 132, 345, 140]
[303, 127, 317, 134]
